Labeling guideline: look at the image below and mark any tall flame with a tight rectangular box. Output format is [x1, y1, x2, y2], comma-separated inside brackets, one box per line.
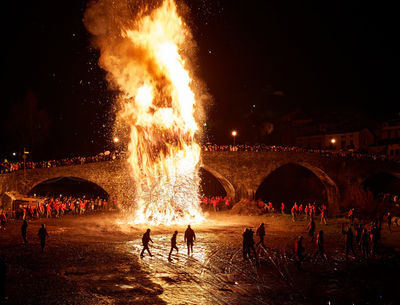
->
[85, 0, 204, 225]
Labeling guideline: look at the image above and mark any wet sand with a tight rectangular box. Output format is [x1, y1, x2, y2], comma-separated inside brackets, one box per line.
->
[1, 211, 399, 304]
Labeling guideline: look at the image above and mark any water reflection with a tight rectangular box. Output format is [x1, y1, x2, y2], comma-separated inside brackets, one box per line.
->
[126, 233, 255, 304]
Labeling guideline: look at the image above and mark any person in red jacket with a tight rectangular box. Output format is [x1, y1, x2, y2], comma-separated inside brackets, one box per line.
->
[348, 208, 355, 223]
[0, 213, 6, 230]
[281, 203, 285, 214]
[46, 205, 51, 218]
[320, 206, 328, 225]
[291, 206, 296, 222]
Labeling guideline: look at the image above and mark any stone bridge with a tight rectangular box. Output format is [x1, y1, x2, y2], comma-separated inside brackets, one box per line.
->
[1, 151, 400, 215]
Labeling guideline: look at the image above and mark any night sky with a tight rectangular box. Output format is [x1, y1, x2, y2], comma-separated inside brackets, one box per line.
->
[2, 0, 399, 160]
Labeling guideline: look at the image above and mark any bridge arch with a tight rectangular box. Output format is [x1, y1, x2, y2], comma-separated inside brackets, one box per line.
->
[255, 162, 340, 214]
[28, 176, 110, 199]
[200, 165, 235, 200]
[361, 171, 400, 197]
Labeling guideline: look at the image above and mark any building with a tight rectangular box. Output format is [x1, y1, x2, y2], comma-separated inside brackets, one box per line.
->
[380, 120, 400, 140]
[369, 119, 400, 161]
[296, 128, 375, 151]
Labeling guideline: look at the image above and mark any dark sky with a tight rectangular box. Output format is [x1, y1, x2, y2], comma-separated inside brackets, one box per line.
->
[1, 0, 399, 160]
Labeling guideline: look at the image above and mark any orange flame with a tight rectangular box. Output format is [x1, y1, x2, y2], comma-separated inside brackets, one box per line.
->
[85, 0, 204, 225]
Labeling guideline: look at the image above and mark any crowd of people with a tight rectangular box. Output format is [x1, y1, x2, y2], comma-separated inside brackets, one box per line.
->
[202, 143, 390, 161]
[200, 196, 233, 211]
[6, 195, 113, 223]
[0, 151, 122, 174]
[0, 197, 398, 302]
[252, 199, 329, 222]
[242, 209, 395, 272]
[1, 142, 394, 175]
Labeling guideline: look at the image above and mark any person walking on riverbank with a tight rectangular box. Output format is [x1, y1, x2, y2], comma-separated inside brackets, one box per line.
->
[256, 223, 266, 247]
[140, 229, 153, 257]
[168, 231, 179, 260]
[184, 225, 196, 255]
[21, 220, 28, 244]
[387, 212, 392, 233]
[294, 236, 305, 271]
[342, 224, 356, 259]
[0, 254, 7, 300]
[243, 228, 257, 260]
[38, 224, 49, 253]
[313, 230, 327, 261]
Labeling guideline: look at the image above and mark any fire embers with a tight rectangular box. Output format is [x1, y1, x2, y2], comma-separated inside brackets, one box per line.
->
[85, 0, 205, 225]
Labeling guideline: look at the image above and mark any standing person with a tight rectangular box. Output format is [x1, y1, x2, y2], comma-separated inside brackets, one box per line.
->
[242, 228, 249, 260]
[341, 224, 356, 259]
[298, 204, 303, 216]
[294, 236, 305, 271]
[256, 223, 266, 247]
[21, 219, 28, 244]
[184, 225, 196, 255]
[38, 224, 49, 253]
[308, 217, 316, 242]
[22, 206, 27, 220]
[308, 203, 313, 219]
[291, 206, 296, 222]
[281, 203, 285, 214]
[304, 205, 309, 221]
[0, 254, 7, 301]
[320, 205, 328, 225]
[359, 228, 369, 259]
[313, 230, 327, 261]
[387, 212, 392, 233]
[0, 212, 6, 230]
[46, 204, 51, 218]
[355, 223, 363, 250]
[348, 208, 355, 223]
[370, 223, 379, 256]
[242, 228, 257, 260]
[140, 229, 153, 257]
[168, 231, 179, 260]
[312, 204, 316, 218]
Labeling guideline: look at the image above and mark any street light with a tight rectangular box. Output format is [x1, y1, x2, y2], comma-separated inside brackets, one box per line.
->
[113, 137, 119, 143]
[232, 130, 237, 147]
[23, 148, 29, 179]
[330, 138, 336, 144]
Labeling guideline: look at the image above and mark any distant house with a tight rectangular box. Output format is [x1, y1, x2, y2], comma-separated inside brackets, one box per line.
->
[369, 119, 400, 160]
[296, 128, 375, 151]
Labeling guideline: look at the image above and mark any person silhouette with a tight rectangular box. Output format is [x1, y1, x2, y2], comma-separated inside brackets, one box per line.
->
[184, 225, 196, 255]
[168, 231, 179, 260]
[313, 230, 327, 261]
[0, 254, 7, 300]
[38, 224, 49, 253]
[140, 229, 153, 257]
[256, 223, 266, 247]
[294, 236, 305, 270]
[21, 219, 28, 244]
